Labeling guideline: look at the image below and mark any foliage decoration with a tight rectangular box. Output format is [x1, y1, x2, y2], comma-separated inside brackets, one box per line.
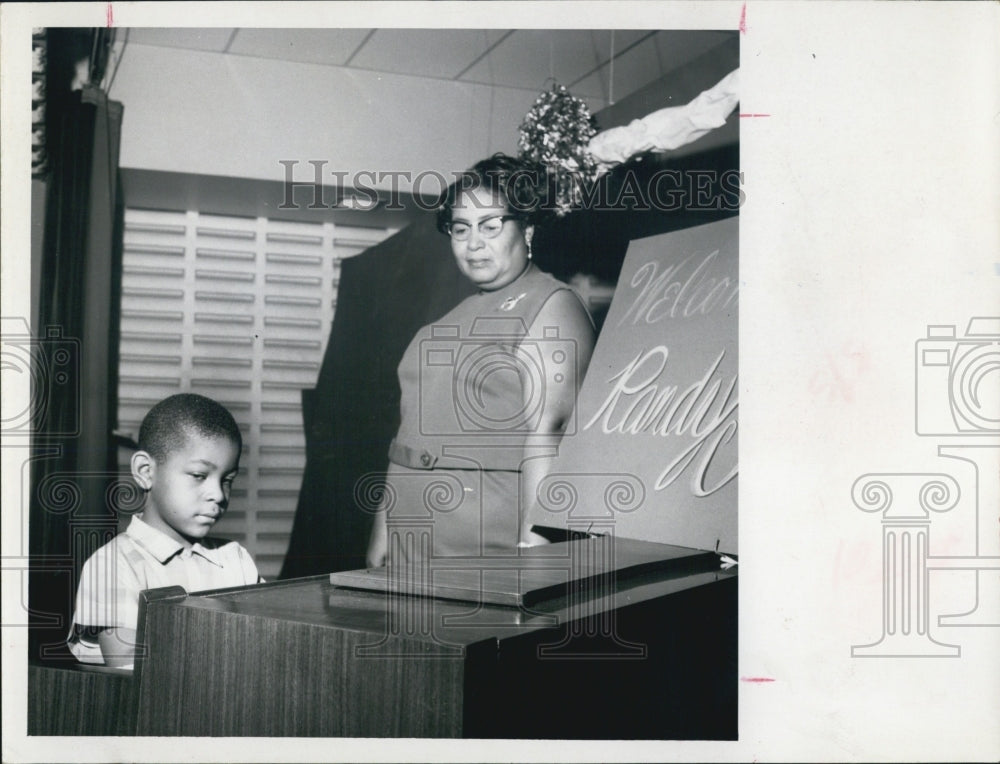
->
[517, 83, 600, 217]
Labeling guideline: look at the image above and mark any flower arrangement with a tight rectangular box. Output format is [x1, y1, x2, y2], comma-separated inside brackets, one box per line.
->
[517, 83, 600, 217]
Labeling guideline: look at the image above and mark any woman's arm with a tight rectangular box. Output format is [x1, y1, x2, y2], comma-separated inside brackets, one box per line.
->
[516, 289, 596, 545]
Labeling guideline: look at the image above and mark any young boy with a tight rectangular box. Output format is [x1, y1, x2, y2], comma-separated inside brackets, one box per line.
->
[68, 393, 262, 667]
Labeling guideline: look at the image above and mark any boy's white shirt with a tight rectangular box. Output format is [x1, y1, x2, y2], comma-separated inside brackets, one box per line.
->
[67, 513, 261, 665]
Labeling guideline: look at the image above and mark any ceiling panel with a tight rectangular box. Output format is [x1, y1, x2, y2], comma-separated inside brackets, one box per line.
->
[228, 28, 374, 66]
[584, 29, 655, 67]
[607, 34, 666, 102]
[568, 70, 608, 102]
[126, 28, 235, 52]
[349, 29, 498, 79]
[460, 29, 605, 91]
[653, 30, 735, 73]
[121, 28, 736, 108]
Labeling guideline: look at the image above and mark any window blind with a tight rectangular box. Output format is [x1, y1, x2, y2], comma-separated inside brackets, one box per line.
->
[118, 208, 395, 579]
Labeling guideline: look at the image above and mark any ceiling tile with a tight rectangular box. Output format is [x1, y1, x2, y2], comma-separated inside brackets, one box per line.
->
[585, 29, 654, 66]
[653, 30, 736, 73]
[349, 29, 500, 79]
[126, 28, 236, 52]
[566, 30, 655, 96]
[607, 35, 665, 102]
[460, 29, 609, 92]
[569, 70, 609, 103]
[228, 28, 374, 67]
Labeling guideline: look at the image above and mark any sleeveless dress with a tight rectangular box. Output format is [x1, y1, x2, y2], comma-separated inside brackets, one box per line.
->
[384, 263, 585, 560]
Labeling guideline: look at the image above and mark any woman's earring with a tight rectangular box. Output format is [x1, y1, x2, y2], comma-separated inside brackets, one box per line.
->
[526, 236, 533, 260]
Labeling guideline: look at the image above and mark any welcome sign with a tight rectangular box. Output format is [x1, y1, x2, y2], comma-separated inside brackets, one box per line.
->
[529, 216, 738, 555]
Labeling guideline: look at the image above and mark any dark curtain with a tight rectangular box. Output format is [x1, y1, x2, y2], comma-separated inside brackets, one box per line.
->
[281, 214, 476, 576]
[29, 84, 124, 662]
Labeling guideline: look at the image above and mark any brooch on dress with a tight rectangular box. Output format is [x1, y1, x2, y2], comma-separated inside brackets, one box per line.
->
[499, 292, 527, 311]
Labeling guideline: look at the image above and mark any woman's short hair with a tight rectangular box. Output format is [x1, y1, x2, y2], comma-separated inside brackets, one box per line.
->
[138, 393, 242, 463]
[436, 153, 547, 233]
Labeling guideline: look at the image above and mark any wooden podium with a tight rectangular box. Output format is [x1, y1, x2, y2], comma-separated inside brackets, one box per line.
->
[133, 537, 736, 738]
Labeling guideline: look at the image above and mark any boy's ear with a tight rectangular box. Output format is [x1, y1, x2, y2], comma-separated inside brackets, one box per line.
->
[131, 450, 155, 490]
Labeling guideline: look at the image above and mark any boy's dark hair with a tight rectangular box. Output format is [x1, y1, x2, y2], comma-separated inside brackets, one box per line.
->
[138, 393, 242, 462]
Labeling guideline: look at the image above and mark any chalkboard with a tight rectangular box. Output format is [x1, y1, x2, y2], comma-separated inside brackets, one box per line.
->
[528, 216, 738, 555]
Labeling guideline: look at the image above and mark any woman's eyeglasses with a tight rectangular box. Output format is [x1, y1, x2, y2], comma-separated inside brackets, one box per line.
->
[446, 215, 519, 241]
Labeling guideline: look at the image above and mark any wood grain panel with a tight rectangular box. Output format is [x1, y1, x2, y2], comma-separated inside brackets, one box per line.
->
[129, 568, 736, 738]
[136, 603, 469, 736]
[28, 663, 136, 736]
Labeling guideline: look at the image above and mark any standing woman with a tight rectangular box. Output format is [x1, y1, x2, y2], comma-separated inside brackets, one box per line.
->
[366, 154, 596, 566]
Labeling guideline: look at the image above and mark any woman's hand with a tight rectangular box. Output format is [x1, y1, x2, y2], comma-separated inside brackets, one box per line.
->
[519, 528, 551, 547]
[366, 507, 388, 568]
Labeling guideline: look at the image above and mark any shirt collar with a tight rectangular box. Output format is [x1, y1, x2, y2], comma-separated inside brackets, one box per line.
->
[126, 514, 224, 567]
